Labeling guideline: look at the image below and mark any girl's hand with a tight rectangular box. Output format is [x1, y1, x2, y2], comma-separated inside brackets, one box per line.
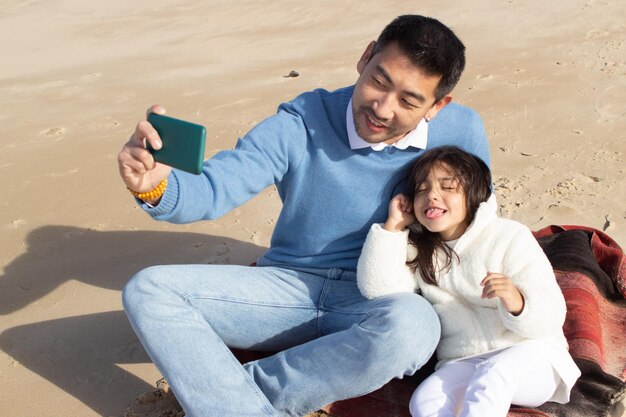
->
[480, 272, 525, 316]
[383, 193, 416, 232]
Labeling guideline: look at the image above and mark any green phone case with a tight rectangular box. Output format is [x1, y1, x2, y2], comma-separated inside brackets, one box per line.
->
[147, 113, 206, 175]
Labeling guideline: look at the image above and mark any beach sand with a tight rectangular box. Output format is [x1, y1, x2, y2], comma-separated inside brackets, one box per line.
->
[0, 1, 624, 416]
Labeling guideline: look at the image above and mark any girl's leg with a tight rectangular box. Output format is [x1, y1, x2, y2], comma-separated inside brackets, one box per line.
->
[459, 342, 560, 417]
[510, 342, 561, 407]
[409, 359, 477, 417]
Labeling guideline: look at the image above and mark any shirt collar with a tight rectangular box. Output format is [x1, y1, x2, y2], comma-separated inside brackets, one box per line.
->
[346, 98, 428, 151]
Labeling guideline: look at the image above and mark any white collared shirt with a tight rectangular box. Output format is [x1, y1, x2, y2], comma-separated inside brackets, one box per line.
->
[346, 98, 428, 151]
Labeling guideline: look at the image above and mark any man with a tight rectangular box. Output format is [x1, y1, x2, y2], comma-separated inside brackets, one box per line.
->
[118, 15, 490, 417]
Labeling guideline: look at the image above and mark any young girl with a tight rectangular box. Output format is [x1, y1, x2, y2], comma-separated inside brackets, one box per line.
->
[356, 146, 580, 417]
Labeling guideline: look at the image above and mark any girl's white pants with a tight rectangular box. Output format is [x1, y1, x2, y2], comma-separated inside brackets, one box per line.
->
[409, 342, 560, 417]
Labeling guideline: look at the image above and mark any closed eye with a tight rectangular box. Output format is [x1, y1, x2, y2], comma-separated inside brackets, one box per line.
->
[402, 98, 419, 109]
[440, 178, 459, 190]
[371, 76, 385, 87]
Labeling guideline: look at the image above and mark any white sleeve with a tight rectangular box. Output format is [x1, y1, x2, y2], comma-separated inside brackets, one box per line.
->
[356, 223, 418, 299]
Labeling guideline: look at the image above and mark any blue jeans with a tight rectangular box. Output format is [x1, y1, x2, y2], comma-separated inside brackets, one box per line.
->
[122, 262, 440, 417]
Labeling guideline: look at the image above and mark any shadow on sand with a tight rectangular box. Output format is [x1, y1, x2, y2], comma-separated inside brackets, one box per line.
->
[0, 225, 265, 416]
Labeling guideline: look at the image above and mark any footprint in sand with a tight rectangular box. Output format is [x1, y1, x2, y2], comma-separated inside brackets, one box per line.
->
[586, 29, 610, 40]
[39, 127, 66, 137]
[596, 40, 625, 77]
[594, 85, 626, 123]
[546, 203, 578, 218]
[547, 177, 591, 200]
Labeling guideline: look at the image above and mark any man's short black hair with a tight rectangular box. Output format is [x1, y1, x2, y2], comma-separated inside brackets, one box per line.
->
[372, 15, 466, 102]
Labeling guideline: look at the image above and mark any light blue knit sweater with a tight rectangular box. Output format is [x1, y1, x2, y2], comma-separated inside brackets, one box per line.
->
[144, 86, 490, 271]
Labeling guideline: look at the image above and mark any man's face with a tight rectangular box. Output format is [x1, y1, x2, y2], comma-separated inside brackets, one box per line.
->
[352, 41, 450, 145]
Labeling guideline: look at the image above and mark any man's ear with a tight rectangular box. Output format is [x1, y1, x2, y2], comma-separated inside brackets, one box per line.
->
[425, 95, 452, 121]
[357, 41, 376, 75]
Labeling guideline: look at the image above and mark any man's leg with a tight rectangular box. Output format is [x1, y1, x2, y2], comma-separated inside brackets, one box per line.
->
[123, 264, 325, 417]
[244, 269, 441, 416]
[123, 265, 440, 417]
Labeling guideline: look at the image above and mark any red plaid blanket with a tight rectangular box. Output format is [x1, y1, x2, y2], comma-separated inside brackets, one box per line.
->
[320, 225, 626, 417]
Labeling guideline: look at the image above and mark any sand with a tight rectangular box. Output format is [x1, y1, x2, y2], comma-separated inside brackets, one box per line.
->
[0, 0, 624, 416]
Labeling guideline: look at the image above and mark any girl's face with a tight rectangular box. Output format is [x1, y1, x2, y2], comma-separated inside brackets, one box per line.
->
[413, 163, 469, 241]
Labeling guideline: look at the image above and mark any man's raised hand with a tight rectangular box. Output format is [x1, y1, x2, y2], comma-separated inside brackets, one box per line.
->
[118, 105, 172, 194]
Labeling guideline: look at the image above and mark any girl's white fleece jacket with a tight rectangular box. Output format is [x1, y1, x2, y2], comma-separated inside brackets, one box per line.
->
[356, 194, 580, 403]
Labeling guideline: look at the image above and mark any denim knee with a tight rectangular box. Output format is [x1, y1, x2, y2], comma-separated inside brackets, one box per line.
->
[389, 293, 440, 352]
[363, 293, 440, 372]
[122, 266, 167, 315]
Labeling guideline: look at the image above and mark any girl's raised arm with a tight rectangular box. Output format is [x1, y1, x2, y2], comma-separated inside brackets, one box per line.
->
[357, 223, 418, 299]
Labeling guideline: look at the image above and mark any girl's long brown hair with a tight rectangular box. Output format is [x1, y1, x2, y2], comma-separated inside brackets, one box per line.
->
[405, 146, 491, 285]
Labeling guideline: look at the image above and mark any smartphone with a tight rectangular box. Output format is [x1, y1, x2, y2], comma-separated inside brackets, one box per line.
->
[147, 113, 206, 175]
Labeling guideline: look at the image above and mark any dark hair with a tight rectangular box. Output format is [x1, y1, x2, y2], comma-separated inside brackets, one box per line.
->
[405, 146, 491, 285]
[372, 15, 465, 102]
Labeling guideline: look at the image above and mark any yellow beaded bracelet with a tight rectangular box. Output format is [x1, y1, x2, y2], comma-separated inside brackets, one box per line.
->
[128, 178, 168, 201]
